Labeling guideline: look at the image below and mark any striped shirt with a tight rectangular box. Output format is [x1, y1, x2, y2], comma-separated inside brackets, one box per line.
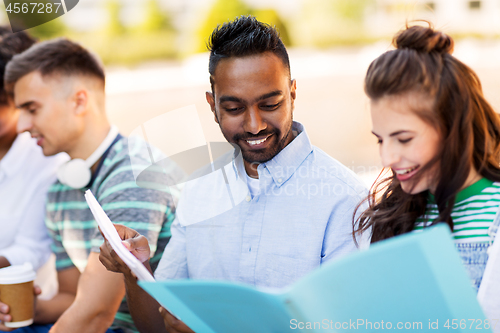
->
[46, 136, 183, 333]
[415, 178, 500, 243]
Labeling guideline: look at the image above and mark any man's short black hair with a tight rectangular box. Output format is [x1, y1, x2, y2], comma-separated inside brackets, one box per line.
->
[207, 15, 290, 91]
[0, 26, 35, 105]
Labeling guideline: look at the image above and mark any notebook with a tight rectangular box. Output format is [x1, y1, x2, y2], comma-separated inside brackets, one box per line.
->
[138, 225, 490, 333]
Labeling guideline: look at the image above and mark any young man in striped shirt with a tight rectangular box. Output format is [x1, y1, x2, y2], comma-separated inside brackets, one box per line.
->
[0, 39, 182, 333]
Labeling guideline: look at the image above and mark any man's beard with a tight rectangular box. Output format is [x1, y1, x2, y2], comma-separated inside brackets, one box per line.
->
[220, 120, 293, 164]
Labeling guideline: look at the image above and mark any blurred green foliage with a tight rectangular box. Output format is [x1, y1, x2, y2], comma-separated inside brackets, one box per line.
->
[28, 17, 66, 39]
[195, 0, 250, 53]
[137, 0, 174, 33]
[194, 0, 291, 53]
[74, 0, 177, 66]
[293, 0, 376, 47]
[20, 0, 382, 66]
[75, 30, 177, 65]
[333, 0, 373, 22]
[104, 0, 125, 37]
[253, 8, 290, 46]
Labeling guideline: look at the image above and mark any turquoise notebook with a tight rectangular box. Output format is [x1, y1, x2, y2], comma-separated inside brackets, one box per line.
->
[139, 225, 490, 332]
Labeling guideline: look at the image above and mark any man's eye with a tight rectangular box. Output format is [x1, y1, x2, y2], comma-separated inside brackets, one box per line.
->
[223, 104, 244, 112]
[27, 109, 36, 114]
[225, 107, 242, 112]
[262, 103, 280, 110]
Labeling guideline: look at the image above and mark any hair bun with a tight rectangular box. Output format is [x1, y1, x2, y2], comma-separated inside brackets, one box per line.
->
[394, 25, 454, 55]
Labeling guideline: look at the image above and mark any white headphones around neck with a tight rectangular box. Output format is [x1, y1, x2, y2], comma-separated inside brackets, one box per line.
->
[57, 125, 119, 189]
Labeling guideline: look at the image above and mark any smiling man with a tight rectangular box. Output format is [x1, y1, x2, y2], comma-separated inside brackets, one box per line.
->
[99, 16, 368, 333]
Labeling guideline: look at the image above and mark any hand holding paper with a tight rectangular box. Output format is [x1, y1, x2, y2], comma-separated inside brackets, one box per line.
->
[85, 190, 155, 282]
[99, 224, 152, 277]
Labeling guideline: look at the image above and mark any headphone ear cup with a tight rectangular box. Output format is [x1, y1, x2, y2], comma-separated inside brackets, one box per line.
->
[57, 159, 92, 189]
[56, 162, 68, 185]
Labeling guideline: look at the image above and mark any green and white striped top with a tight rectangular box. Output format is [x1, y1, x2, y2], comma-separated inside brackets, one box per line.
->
[415, 178, 500, 243]
[46, 136, 184, 333]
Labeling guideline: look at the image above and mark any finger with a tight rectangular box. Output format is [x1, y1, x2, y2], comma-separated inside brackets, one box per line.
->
[99, 240, 113, 260]
[99, 239, 110, 256]
[0, 303, 9, 314]
[126, 235, 151, 263]
[159, 307, 176, 326]
[108, 247, 125, 266]
[33, 285, 42, 295]
[162, 308, 194, 333]
[103, 245, 137, 279]
[98, 252, 117, 271]
[122, 240, 132, 251]
[0, 313, 12, 322]
[114, 223, 140, 239]
[159, 307, 178, 332]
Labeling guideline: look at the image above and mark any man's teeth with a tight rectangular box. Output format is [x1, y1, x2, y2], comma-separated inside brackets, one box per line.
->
[247, 136, 268, 145]
[394, 167, 418, 175]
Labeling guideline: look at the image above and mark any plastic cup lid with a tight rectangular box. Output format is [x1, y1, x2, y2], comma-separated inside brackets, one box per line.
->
[0, 263, 36, 284]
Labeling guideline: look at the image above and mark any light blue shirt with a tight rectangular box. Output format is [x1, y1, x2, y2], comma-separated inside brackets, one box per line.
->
[155, 122, 368, 288]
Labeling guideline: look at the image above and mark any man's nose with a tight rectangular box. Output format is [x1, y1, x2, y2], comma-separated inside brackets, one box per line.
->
[17, 112, 32, 134]
[243, 107, 267, 135]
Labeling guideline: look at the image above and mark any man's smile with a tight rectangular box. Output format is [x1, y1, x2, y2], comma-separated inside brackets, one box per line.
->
[245, 134, 273, 148]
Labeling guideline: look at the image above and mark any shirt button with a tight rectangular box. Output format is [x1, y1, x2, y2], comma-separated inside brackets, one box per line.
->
[246, 195, 251, 202]
[278, 178, 283, 183]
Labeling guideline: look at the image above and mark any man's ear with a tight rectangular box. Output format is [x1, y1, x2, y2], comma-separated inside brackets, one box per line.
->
[206, 91, 219, 124]
[73, 89, 88, 115]
[290, 79, 297, 109]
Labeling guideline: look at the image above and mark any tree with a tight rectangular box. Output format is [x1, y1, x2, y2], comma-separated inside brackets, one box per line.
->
[253, 8, 291, 46]
[104, 0, 125, 37]
[294, 0, 374, 47]
[28, 17, 66, 39]
[195, 0, 251, 52]
[138, 0, 173, 33]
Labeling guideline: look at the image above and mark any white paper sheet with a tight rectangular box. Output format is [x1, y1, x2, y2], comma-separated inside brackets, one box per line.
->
[84, 190, 155, 282]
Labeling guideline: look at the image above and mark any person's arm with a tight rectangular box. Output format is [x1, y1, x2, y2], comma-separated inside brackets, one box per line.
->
[322, 183, 369, 263]
[0, 172, 54, 270]
[48, 253, 125, 333]
[99, 224, 193, 333]
[35, 266, 80, 324]
[99, 224, 166, 332]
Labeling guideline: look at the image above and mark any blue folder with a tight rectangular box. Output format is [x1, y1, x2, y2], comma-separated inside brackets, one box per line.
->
[139, 225, 490, 332]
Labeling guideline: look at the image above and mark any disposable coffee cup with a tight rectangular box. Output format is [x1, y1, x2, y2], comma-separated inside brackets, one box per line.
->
[0, 263, 36, 328]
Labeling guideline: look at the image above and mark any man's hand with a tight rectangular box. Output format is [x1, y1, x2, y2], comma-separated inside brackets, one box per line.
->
[159, 307, 194, 333]
[99, 224, 151, 276]
[0, 286, 41, 331]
